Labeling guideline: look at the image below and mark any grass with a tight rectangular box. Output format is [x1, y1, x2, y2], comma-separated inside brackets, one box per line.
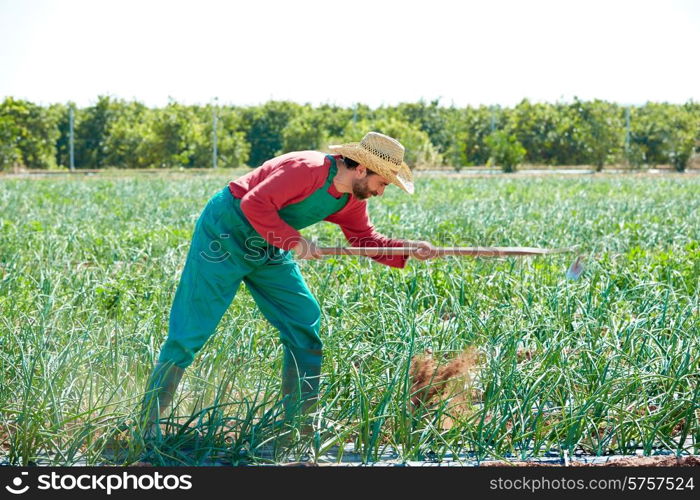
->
[0, 172, 698, 465]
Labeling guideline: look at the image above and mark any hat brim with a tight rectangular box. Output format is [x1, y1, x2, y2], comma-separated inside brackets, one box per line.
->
[328, 143, 414, 195]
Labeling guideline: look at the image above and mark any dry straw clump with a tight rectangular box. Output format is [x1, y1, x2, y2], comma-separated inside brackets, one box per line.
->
[409, 348, 481, 426]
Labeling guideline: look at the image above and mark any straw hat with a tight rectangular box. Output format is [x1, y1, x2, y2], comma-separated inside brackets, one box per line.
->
[328, 132, 414, 194]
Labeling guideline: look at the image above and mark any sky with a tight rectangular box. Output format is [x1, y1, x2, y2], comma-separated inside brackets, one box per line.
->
[1, 0, 699, 108]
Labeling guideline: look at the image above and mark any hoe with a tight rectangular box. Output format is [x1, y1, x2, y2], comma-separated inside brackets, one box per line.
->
[318, 246, 586, 280]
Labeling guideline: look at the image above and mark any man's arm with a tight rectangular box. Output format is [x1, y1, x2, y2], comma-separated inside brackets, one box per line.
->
[325, 200, 437, 268]
[238, 162, 320, 251]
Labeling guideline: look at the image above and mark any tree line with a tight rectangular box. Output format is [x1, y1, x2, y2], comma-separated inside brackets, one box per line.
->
[1, 97, 698, 172]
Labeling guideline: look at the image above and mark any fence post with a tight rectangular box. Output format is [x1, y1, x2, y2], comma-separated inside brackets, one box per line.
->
[212, 97, 218, 169]
[69, 105, 75, 171]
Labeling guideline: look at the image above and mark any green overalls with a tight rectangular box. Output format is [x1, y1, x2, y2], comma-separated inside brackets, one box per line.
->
[153, 155, 349, 422]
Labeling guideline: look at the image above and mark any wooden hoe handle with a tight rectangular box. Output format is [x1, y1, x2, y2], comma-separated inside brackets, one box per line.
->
[317, 246, 573, 258]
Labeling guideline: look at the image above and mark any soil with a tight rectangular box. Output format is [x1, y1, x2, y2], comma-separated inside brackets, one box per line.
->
[481, 456, 700, 467]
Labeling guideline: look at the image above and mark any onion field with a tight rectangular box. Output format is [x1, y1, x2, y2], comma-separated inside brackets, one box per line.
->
[1, 171, 698, 465]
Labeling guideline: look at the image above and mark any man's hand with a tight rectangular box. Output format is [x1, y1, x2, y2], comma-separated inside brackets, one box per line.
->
[407, 240, 439, 260]
[291, 238, 322, 260]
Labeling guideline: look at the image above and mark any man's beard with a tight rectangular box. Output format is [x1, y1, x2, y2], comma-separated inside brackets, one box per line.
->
[352, 177, 375, 200]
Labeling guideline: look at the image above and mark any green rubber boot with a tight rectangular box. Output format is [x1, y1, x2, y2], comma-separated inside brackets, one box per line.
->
[140, 361, 185, 440]
[248, 346, 322, 462]
[281, 345, 323, 433]
[243, 347, 322, 463]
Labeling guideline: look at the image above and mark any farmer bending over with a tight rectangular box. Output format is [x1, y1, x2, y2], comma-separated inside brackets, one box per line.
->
[141, 131, 438, 437]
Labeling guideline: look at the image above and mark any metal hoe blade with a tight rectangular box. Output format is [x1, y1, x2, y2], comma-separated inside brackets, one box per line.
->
[566, 255, 585, 280]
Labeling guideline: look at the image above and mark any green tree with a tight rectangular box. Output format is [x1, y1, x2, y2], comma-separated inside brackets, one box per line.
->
[103, 101, 155, 168]
[509, 100, 564, 165]
[242, 101, 303, 166]
[394, 99, 455, 161]
[0, 97, 59, 169]
[485, 130, 526, 173]
[74, 96, 122, 168]
[0, 114, 21, 170]
[454, 106, 504, 166]
[314, 104, 354, 139]
[629, 103, 700, 171]
[549, 102, 587, 165]
[2, 97, 698, 172]
[572, 99, 625, 171]
[54, 103, 73, 169]
[199, 105, 250, 168]
[666, 103, 699, 172]
[149, 102, 207, 168]
[281, 106, 328, 153]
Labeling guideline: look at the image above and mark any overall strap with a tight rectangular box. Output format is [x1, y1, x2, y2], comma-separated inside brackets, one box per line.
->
[323, 155, 349, 201]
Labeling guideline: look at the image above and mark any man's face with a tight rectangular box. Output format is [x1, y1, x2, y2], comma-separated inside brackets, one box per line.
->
[351, 170, 390, 200]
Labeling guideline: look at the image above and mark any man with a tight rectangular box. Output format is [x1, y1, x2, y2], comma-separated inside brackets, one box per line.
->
[140, 131, 437, 440]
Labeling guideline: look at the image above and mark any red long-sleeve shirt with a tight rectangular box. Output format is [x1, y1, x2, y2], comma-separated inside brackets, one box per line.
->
[229, 151, 408, 268]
